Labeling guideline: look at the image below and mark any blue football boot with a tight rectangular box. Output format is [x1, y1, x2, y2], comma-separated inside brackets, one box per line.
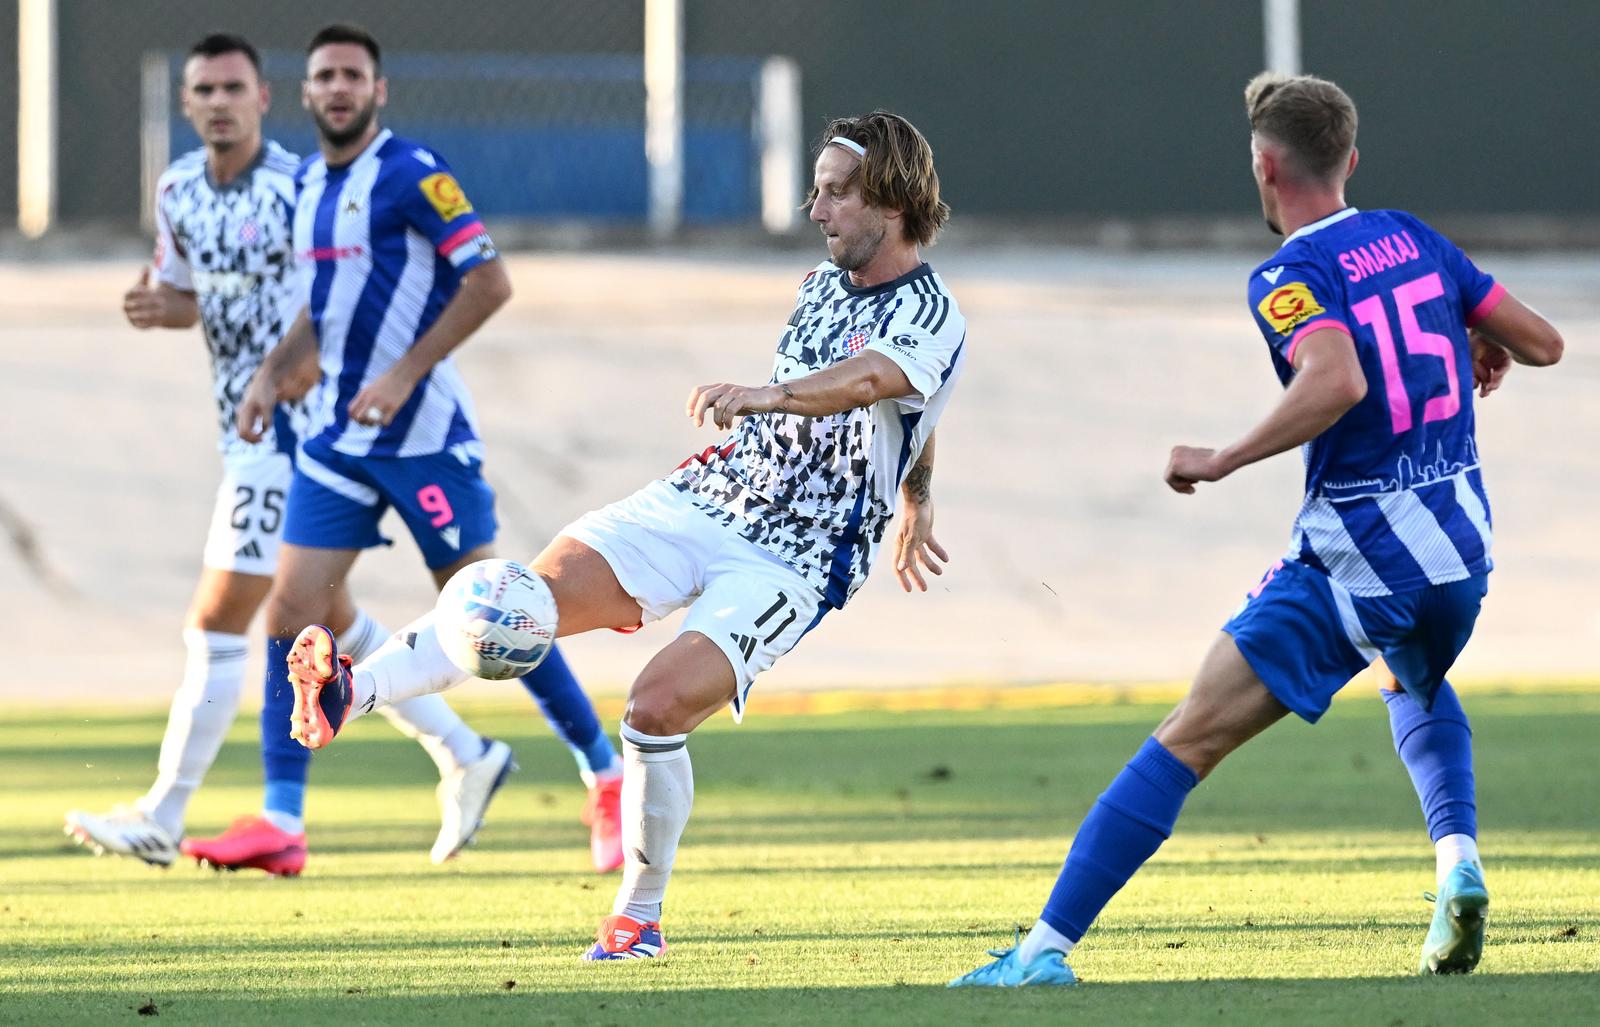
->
[948, 930, 1078, 988]
[1419, 860, 1489, 974]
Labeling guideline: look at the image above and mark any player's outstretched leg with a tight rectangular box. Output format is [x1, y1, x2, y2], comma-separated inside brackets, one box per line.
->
[520, 645, 624, 873]
[951, 633, 1286, 986]
[1384, 678, 1488, 973]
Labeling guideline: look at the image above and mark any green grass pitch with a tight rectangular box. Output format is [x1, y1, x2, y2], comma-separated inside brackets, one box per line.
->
[3, 687, 1596, 1024]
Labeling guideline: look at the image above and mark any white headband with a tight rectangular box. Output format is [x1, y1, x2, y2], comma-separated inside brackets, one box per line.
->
[828, 135, 866, 158]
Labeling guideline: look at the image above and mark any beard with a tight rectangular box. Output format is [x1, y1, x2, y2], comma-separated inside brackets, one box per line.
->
[828, 223, 887, 272]
[1265, 214, 1283, 236]
[312, 97, 377, 149]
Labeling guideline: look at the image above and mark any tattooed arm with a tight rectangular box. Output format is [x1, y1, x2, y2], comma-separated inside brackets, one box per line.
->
[894, 430, 949, 593]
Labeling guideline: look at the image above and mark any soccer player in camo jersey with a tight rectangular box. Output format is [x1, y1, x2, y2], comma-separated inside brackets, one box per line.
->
[952, 72, 1564, 988]
[67, 32, 624, 876]
[279, 110, 964, 960]
[225, 23, 627, 875]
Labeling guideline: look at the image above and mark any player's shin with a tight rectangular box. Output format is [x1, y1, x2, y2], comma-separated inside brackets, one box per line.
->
[139, 629, 248, 837]
[520, 645, 620, 784]
[344, 612, 470, 723]
[1384, 682, 1480, 883]
[1021, 736, 1199, 964]
[352, 609, 484, 775]
[612, 722, 694, 923]
[260, 636, 309, 833]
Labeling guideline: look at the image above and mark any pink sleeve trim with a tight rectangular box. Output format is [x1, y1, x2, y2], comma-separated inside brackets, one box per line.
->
[1466, 282, 1506, 327]
[1285, 318, 1351, 364]
[437, 220, 486, 256]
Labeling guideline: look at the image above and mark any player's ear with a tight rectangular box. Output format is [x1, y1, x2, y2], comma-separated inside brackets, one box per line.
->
[301, 80, 311, 112]
[375, 77, 389, 110]
[258, 80, 271, 116]
[1345, 146, 1359, 180]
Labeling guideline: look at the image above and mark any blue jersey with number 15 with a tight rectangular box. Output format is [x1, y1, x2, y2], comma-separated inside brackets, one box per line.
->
[1247, 207, 1507, 598]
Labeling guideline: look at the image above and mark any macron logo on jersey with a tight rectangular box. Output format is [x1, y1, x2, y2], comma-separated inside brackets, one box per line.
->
[1261, 265, 1285, 284]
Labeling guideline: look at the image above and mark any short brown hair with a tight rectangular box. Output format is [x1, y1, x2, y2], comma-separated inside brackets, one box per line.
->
[308, 23, 381, 72]
[1245, 72, 1358, 182]
[807, 111, 950, 246]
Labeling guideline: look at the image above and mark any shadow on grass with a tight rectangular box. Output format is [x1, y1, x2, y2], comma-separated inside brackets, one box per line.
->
[10, 972, 1600, 1027]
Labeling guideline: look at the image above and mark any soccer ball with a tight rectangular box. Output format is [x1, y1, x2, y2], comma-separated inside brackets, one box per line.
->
[433, 559, 558, 680]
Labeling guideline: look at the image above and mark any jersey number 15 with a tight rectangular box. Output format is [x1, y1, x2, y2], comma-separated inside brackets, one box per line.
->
[1351, 271, 1461, 435]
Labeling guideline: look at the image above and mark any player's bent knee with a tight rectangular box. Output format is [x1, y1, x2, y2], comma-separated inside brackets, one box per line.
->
[622, 693, 696, 738]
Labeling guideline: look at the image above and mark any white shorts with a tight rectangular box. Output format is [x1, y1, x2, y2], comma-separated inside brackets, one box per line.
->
[558, 480, 827, 720]
[201, 451, 293, 576]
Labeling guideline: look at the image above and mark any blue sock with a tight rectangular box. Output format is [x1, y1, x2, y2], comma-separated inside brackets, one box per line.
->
[260, 636, 308, 820]
[519, 644, 617, 778]
[1039, 736, 1199, 941]
[1383, 681, 1476, 841]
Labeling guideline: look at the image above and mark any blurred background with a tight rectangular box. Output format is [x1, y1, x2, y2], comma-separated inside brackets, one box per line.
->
[2, 1, 1596, 703]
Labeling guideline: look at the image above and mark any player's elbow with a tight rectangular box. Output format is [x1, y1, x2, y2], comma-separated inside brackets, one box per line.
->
[1522, 326, 1563, 367]
[1333, 367, 1368, 410]
[469, 260, 514, 310]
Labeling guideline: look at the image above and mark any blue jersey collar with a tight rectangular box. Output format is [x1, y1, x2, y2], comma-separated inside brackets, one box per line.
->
[1283, 206, 1359, 245]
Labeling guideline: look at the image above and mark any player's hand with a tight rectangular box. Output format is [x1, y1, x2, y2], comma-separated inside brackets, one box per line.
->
[348, 366, 420, 429]
[122, 267, 167, 329]
[1165, 445, 1227, 494]
[1470, 330, 1512, 399]
[237, 370, 277, 443]
[893, 497, 948, 593]
[687, 382, 784, 429]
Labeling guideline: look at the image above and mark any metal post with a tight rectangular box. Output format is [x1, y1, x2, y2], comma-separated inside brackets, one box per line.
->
[644, 0, 684, 238]
[17, 0, 57, 238]
[1263, 0, 1301, 75]
[757, 56, 802, 234]
[140, 52, 172, 235]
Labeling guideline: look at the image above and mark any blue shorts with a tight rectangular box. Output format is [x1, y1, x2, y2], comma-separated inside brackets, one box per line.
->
[284, 445, 498, 570]
[1223, 559, 1488, 723]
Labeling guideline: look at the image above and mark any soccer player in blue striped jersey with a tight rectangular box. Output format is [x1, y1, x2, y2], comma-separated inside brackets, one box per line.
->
[952, 72, 1563, 987]
[231, 23, 625, 873]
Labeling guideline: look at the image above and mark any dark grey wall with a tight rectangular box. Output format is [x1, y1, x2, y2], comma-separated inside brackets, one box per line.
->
[26, 0, 1600, 226]
[0, 0, 18, 216]
[1300, 3, 1600, 219]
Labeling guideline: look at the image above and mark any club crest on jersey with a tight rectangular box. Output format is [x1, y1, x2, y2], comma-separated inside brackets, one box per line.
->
[1257, 281, 1326, 335]
[420, 173, 473, 222]
[837, 324, 876, 359]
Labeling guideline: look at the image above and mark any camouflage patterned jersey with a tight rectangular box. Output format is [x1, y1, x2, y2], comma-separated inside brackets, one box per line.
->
[667, 260, 967, 608]
[153, 141, 307, 454]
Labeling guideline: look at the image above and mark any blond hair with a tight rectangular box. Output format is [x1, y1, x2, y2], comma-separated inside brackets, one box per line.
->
[1245, 72, 1358, 182]
[807, 111, 950, 246]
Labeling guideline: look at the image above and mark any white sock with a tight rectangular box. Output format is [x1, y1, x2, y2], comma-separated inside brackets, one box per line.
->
[612, 723, 694, 924]
[343, 609, 485, 775]
[345, 611, 467, 724]
[137, 629, 249, 838]
[585, 755, 624, 789]
[381, 698, 484, 776]
[261, 809, 303, 834]
[336, 608, 389, 663]
[1017, 918, 1076, 964]
[1436, 833, 1482, 884]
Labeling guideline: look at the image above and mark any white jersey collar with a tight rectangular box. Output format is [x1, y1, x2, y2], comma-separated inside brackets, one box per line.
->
[1283, 206, 1359, 245]
[324, 128, 393, 174]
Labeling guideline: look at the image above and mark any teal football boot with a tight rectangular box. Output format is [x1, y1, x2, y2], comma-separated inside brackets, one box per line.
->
[1419, 860, 1489, 974]
[948, 930, 1078, 988]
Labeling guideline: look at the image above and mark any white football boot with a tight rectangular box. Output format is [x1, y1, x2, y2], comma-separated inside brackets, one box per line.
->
[431, 739, 517, 863]
[64, 806, 179, 867]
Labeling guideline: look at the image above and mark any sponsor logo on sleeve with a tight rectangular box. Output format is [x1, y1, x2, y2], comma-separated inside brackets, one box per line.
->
[419, 172, 474, 222]
[1256, 281, 1326, 335]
